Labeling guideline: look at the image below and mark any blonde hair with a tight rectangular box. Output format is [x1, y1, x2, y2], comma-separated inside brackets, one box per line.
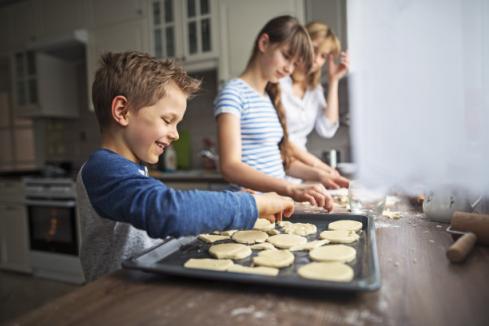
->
[247, 15, 314, 169]
[306, 21, 341, 87]
[92, 51, 201, 131]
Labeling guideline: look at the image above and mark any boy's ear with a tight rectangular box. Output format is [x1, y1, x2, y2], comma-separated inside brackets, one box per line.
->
[257, 33, 270, 53]
[111, 95, 130, 126]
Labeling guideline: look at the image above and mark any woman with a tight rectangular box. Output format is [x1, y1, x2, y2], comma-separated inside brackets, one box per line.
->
[214, 15, 335, 210]
[280, 21, 350, 189]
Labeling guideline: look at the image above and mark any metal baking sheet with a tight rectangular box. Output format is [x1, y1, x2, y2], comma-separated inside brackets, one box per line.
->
[122, 213, 381, 292]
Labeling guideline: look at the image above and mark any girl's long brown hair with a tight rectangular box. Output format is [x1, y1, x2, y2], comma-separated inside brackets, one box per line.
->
[247, 15, 314, 169]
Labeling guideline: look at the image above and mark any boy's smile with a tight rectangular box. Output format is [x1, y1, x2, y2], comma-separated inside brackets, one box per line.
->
[124, 82, 187, 164]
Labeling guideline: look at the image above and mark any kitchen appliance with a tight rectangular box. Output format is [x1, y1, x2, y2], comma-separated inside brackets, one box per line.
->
[23, 177, 84, 283]
[446, 211, 489, 263]
[322, 149, 340, 169]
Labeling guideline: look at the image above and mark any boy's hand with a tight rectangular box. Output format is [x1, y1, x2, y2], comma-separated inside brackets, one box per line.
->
[252, 192, 295, 223]
[318, 170, 350, 189]
[286, 184, 334, 212]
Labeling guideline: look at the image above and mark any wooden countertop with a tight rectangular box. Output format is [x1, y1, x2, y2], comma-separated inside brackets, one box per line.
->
[13, 203, 489, 326]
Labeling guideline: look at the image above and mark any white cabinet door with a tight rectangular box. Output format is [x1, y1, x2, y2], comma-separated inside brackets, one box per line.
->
[0, 203, 31, 273]
[218, 0, 305, 83]
[90, 0, 145, 28]
[40, 0, 89, 37]
[86, 18, 150, 110]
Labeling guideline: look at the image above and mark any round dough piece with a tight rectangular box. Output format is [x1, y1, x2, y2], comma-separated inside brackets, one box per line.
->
[281, 222, 317, 236]
[232, 230, 268, 244]
[328, 220, 363, 232]
[298, 262, 354, 282]
[319, 230, 360, 244]
[309, 245, 356, 263]
[198, 234, 230, 243]
[289, 239, 330, 251]
[250, 242, 276, 251]
[212, 229, 237, 236]
[253, 218, 275, 232]
[253, 249, 295, 268]
[227, 264, 279, 276]
[209, 243, 252, 259]
[267, 234, 307, 249]
[184, 258, 233, 271]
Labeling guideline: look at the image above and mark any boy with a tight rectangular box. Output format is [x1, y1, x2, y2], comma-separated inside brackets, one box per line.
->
[76, 51, 294, 282]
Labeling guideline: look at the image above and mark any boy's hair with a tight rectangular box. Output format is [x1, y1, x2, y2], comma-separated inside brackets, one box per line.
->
[92, 51, 201, 131]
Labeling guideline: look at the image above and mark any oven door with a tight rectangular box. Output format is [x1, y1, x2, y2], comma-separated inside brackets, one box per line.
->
[25, 199, 78, 256]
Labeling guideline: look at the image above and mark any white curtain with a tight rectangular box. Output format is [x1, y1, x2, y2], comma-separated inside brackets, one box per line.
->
[347, 0, 489, 194]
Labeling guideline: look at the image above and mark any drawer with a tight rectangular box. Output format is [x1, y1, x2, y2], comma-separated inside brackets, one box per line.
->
[0, 179, 24, 203]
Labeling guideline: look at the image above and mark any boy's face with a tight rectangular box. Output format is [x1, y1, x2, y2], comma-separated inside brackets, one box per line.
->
[124, 82, 187, 164]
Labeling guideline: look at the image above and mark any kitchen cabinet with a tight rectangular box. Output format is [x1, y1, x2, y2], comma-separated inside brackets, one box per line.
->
[90, 0, 145, 28]
[0, 180, 31, 273]
[86, 18, 150, 111]
[217, 0, 305, 84]
[12, 51, 79, 118]
[40, 0, 90, 37]
[7, 0, 44, 51]
[149, 0, 219, 71]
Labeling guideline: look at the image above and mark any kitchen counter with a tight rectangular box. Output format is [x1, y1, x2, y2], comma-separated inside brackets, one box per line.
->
[12, 203, 489, 326]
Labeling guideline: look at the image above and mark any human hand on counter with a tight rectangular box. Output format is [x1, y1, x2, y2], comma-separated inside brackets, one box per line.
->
[252, 192, 295, 223]
[318, 170, 350, 189]
[286, 183, 334, 211]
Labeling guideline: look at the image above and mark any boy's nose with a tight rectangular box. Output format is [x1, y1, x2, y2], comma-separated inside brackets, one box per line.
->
[170, 129, 179, 142]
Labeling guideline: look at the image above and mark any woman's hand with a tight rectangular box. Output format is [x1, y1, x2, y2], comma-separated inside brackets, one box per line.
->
[285, 183, 334, 211]
[328, 51, 350, 82]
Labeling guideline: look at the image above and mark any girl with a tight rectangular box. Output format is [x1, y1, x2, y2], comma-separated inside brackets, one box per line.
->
[214, 15, 334, 210]
[280, 21, 350, 189]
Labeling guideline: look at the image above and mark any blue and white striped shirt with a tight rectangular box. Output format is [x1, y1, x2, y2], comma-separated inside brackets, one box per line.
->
[214, 79, 286, 179]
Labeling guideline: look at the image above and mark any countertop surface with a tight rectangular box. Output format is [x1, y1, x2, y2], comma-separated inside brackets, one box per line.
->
[12, 201, 489, 326]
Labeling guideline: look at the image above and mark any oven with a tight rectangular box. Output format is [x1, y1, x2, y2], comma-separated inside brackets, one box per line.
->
[23, 177, 84, 284]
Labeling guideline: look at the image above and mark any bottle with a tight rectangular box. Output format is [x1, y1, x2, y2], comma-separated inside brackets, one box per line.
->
[163, 145, 177, 172]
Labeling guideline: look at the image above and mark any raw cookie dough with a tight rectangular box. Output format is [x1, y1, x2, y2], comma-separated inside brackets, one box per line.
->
[253, 218, 275, 232]
[209, 243, 252, 259]
[267, 234, 307, 249]
[250, 242, 276, 251]
[198, 234, 230, 243]
[328, 220, 363, 232]
[309, 245, 356, 263]
[289, 239, 330, 251]
[281, 222, 317, 236]
[319, 230, 360, 244]
[212, 230, 238, 236]
[267, 229, 280, 236]
[184, 258, 233, 271]
[298, 262, 354, 282]
[232, 230, 268, 244]
[253, 249, 295, 268]
[383, 210, 401, 219]
[227, 264, 279, 276]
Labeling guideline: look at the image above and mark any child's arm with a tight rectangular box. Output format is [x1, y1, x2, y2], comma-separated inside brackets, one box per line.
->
[217, 114, 333, 210]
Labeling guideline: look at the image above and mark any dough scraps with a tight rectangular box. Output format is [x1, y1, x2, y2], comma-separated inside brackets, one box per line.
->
[319, 230, 360, 244]
[281, 222, 317, 236]
[184, 258, 233, 271]
[252, 249, 295, 268]
[227, 264, 279, 276]
[298, 262, 354, 282]
[289, 239, 330, 251]
[209, 243, 252, 259]
[267, 234, 307, 249]
[198, 234, 230, 243]
[232, 230, 268, 244]
[328, 220, 363, 232]
[309, 245, 356, 263]
[212, 229, 238, 236]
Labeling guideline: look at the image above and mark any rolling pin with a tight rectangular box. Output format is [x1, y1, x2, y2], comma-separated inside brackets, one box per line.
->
[446, 211, 489, 263]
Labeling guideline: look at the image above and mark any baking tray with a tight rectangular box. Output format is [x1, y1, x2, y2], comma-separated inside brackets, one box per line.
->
[122, 213, 381, 292]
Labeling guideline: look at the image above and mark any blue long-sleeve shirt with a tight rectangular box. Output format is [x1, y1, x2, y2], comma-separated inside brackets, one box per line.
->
[76, 149, 258, 281]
